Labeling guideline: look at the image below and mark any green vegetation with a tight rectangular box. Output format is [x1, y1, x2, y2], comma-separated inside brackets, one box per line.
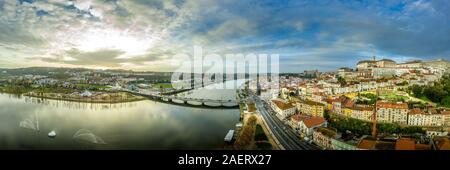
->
[153, 83, 173, 89]
[380, 93, 408, 102]
[234, 115, 257, 149]
[356, 93, 378, 105]
[234, 115, 272, 150]
[407, 74, 450, 107]
[337, 76, 347, 86]
[255, 142, 272, 150]
[396, 81, 409, 86]
[0, 85, 32, 94]
[74, 84, 110, 90]
[328, 114, 425, 137]
[254, 124, 268, 141]
[407, 101, 427, 109]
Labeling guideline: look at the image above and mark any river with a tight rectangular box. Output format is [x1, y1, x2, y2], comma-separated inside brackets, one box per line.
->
[0, 80, 245, 150]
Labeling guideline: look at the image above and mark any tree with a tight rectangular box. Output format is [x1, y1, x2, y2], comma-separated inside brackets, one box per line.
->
[247, 115, 257, 126]
[441, 96, 450, 108]
[337, 76, 347, 86]
[423, 86, 448, 103]
[410, 84, 423, 97]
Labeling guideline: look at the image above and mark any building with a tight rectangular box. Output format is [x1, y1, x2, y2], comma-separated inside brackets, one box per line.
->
[297, 100, 325, 117]
[312, 127, 337, 150]
[395, 138, 416, 150]
[81, 91, 93, 97]
[298, 117, 327, 138]
[376, 59, 396, 68]
[426, 130, 448, 138]
[357, 138, 396, 150]
[331, 138, 358, 150]
[337, 67, 357, 80]
[395, 138, 430, 150]
[303, 70, 320, 78]
[270, 99, 296, 120]
[442, 110, 450, 126]
[357, 60, 377, 69]
[358, 137, 430, 150]
[397, 60, 423, 68]
[357, 58, 396, 69]
[408, 108, 444, 127]
[349, 105, 374, 122]
[289, 114, 309, 133]
[357, 138, 377, 150]
[376, 102, 408, 125]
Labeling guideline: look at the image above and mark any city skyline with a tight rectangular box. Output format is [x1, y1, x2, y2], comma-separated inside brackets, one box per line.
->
[1, 0, 450, 72]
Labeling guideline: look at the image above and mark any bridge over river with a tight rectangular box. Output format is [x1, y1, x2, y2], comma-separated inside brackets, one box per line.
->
[129, 91, 240, 108]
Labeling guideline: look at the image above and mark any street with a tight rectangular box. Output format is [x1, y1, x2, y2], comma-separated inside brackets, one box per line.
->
[250, 93, 318, 150]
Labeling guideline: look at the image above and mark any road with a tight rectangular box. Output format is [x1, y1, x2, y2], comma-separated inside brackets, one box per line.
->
[250, 93, 318, 150]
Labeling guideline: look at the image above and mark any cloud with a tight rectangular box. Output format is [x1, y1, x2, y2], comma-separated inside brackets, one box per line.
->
[0, 0, 449, 72]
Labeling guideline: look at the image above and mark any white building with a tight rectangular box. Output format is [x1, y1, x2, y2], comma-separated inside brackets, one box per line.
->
[376, 102, 408, 125]
[270, 99, 296, 120]
[298, 117, 327, 138]
[408, 108, 444, 127]
[81, 91, 93, 97]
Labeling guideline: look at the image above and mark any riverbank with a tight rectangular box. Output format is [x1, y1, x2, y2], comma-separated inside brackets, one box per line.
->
[232, 112, 278, 150]
[23, 91, 146, 104]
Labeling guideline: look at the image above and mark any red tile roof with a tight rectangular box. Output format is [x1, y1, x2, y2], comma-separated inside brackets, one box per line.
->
[358, 139, 376, 150]
[409, 108, 424, 115]
[291, 114, 309, 122]
[395, 138, 416, 150]
[376, 102, 408, 109]
[302, 117, 326, 128]
[271, 99, 295, 110]
[300, 100, 325, 106]
[441, 111, 450, 115]
[353, 105, 374, 111]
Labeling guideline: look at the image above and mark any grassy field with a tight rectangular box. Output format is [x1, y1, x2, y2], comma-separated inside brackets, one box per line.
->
[75, 84, 110, 89]
[380, 93, 409, 102]
[153, 83, 173, 89]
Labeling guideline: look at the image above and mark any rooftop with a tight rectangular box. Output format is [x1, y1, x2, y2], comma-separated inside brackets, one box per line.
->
[357, 139, 376, 150]
[395, 138, 416, 150]
[271, 99, 295, 110]
[409, 108, 425, 115]
[300, 99, 325, 106]
[302, 117, 326, 128]
[353, 105, 374, 111]
[315, 127, 337, 138]
[291, 114, 309, 122]
[376, 102, 408, 109]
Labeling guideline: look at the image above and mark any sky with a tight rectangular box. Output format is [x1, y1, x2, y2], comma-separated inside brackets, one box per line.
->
[0, 0, 449, 72]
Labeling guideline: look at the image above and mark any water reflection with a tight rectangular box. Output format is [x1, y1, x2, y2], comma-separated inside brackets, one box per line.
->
[178, 79, 246, 101]
[0, 92, 239, 150]
[21, 95, 138, 111]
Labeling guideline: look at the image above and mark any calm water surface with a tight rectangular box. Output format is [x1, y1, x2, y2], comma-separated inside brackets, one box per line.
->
[0, 81, 242, 149]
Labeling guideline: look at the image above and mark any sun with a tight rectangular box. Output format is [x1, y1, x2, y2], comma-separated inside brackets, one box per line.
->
[74, 28, 159, 56]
